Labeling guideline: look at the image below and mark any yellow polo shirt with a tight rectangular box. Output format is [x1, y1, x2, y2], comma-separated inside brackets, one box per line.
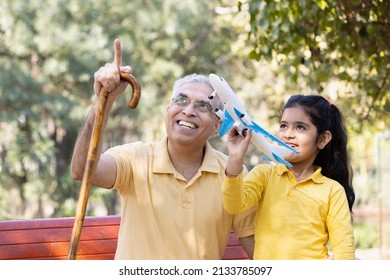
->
[105, 137, 255, 259]
[222, 164, 355, 260]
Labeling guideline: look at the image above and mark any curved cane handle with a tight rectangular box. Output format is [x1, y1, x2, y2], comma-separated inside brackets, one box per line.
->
[120, 71, 141, 109]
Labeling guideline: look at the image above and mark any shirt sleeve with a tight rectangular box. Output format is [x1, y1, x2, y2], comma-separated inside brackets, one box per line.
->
[104, 141, 145, 196]
[222, 165, 266, 215]
[222, 173, 245, 214]
[327, 185, 356, 260]
[231, 205, 256, 238]
[223, 166, 256, 237]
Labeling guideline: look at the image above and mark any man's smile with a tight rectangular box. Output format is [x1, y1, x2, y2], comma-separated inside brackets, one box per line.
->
[178, 120, 197, 129]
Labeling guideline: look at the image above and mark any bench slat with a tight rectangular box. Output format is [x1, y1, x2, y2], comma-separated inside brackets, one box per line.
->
[29, 253, 116, 260]
[0, 216, 120, 231]
[0, 216, 249, 260]
[1, 240, 117, 260]
[0, 225, 119, 246]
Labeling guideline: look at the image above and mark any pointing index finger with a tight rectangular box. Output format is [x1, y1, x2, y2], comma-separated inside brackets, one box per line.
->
[114, 39, 122, 67]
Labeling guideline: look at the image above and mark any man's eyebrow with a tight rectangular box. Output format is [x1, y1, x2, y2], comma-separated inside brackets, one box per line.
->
[177, 92, 189, 98]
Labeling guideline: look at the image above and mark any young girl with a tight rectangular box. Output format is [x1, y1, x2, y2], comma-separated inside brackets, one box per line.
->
[222, 94, 356, 260]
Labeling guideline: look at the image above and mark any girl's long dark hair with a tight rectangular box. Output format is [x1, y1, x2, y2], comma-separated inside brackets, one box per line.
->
[283, 95, 355, 212]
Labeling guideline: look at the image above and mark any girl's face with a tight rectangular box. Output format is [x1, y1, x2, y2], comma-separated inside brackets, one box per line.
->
[277, 106, 329, 166]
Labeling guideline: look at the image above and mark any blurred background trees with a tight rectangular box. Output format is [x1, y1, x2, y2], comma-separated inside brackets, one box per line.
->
[1, 0, 388, 238]
[0, 0, 257, 218]
[245, 0, 389, 131]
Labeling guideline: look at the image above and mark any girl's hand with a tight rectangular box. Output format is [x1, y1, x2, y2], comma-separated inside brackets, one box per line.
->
[225, 126, 252, 176]
[227, 126, 252, 158]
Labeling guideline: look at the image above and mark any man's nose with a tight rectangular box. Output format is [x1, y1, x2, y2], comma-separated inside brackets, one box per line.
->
[182, 102, 197, 114]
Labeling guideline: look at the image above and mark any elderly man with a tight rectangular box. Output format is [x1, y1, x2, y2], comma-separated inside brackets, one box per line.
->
[71, 39, 255, 259]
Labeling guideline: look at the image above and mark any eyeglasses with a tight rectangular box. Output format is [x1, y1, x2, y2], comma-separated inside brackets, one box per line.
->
[171, 95, 214, 113]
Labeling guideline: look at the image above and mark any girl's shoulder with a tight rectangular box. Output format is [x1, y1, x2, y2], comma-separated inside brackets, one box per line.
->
[321, 175, 344, 191]
[249, 163, 287, 179]
[252, 163, 287, 173]
[313, 169, 345, 193]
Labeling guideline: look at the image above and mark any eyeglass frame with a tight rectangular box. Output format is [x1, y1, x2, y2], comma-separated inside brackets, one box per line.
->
[170, 93, 216, 114]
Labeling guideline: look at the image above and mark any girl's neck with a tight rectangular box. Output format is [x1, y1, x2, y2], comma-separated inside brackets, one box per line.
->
[288, 162, 315, 182]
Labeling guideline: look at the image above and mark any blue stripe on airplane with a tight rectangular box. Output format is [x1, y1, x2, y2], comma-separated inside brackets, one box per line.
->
[219, 111, 234, 137]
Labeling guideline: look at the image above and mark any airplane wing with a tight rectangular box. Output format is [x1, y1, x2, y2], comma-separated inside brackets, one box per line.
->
[219, 110, 235, 137]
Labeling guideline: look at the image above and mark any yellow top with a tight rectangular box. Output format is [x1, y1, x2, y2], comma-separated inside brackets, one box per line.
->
[222, 164, 355, 260]
[105, 137, 255, 259]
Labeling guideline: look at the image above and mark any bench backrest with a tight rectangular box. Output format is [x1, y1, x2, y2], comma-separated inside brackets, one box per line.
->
[0, 216, 249, 260]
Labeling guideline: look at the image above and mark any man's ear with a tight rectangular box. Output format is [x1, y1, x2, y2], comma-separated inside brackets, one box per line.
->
[210, 117, 222, 139]
[318, 130, 332, 150]
[164, 105, 170, 123]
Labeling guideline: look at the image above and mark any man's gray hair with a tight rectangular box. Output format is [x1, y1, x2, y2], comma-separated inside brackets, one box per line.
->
[172, 73, 224, 111]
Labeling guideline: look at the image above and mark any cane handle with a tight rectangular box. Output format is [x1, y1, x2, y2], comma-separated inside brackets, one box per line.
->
[120, 71, 141, 109]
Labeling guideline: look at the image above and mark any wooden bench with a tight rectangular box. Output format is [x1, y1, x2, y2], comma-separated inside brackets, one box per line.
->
[0, 216, 249, 260]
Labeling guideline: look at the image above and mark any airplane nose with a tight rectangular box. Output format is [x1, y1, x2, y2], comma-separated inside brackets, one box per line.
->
[208, 91, 217, 99]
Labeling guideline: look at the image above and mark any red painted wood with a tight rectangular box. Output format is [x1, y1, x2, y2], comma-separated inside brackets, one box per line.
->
[0, 216, 248, 260]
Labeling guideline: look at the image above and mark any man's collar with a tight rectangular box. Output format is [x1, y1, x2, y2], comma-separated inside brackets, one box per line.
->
[200, 141, 222, 174]
[153, 137, 175, 174]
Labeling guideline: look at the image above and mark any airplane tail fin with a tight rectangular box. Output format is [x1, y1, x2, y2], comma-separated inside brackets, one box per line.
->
[272, 152, 293, 167]
[250, 121, 299, 155]
[270, 144, 296, 158]
[262, 151, 293, 167]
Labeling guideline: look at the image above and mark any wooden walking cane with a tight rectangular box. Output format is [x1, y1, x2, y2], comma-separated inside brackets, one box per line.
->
[67, 71, 141, 260]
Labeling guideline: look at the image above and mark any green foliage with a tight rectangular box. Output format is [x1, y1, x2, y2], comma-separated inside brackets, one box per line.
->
[243, 0, 389, 132]
[0, 0, 388, 221]
[0, 0, 252, 218]
[354, 222, 379, 249]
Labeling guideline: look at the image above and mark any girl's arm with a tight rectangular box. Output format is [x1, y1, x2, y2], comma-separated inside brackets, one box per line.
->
[222, 127, 252, 214]
[327, 187, 356, 260]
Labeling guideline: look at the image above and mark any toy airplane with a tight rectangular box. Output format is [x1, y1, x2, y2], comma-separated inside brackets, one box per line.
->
[208, 73, 299, 167]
